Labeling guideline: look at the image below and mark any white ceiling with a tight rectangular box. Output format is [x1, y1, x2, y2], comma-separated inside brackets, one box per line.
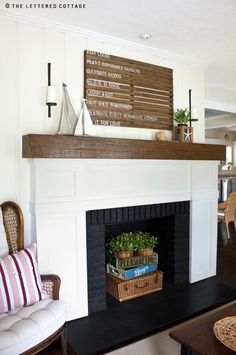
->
[3, 0, 236, 92]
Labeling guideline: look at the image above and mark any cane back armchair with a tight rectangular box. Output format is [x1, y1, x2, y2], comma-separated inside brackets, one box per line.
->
[0, 201, 67, 355]
[218, 192, 236, 240]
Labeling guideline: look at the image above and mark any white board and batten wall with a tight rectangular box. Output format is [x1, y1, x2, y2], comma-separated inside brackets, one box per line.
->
[0, 13, 217, 320]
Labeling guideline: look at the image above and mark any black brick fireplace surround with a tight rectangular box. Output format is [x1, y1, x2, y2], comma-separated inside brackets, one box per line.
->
[86, 201, 190, 314]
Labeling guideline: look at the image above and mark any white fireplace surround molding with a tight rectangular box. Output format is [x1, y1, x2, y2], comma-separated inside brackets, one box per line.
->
[32, 159, 218, 321]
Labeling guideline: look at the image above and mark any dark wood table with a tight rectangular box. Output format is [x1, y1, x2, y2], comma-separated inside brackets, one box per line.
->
[169, 303, 236, 355]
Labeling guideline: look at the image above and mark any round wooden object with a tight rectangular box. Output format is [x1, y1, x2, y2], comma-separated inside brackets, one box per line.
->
[155, 131, 167, 141]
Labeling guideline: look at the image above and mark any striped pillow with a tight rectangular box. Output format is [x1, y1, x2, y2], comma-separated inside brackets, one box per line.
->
[0, 209, 9, 258]
[0, 243, 48, 313]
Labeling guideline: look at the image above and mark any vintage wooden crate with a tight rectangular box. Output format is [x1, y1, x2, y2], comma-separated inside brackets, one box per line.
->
[106, 263, 158, 280]
[108, 253, 158, 269]
[106, 270, 163, 302]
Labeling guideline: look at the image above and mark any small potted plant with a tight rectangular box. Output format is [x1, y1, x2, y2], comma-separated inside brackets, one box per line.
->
[174, 108, 191, 126]
[108, 232, 136, 259]
[227, 161, 233, 170]
[134, 231, 158, 256]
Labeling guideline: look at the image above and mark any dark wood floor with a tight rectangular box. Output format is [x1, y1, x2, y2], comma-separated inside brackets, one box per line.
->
[216, 221, 236, 288]
[39, 222, 236, 355]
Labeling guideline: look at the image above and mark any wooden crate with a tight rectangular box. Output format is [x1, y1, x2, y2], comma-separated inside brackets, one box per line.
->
[108, 252, 158, 269]
[106, 263, 158, 280]
[173, 126, 193, 142]
[106, 270, 163, 302]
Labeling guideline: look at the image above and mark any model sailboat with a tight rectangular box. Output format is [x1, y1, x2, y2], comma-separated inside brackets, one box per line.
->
[57, 83, 78, 135]
[74, 99, 95, 136]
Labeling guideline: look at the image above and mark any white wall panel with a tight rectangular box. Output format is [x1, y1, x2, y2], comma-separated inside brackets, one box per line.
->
[18, 23, 46, 243]
[34, 159, 191, 204]
[64, 34, 86, 115]
[0, 20, 18, 201]
[18, 23, 45, 134]
[45, 29, 65, 132]
[190, 197, 218, 282]
[36, 212, 88, 319]
[192, 164, 213, 190]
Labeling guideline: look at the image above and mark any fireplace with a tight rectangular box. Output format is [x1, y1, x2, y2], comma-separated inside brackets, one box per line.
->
[87, 201, 189, 313]
[32, 158, 219, 321]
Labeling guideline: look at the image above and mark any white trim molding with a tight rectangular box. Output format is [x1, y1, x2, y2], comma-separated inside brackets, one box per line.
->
[205, 100, 236, 114]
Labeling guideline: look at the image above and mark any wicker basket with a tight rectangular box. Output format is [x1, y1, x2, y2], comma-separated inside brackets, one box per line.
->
[213, 316, 236, 351]
[106, 270, 163, 302]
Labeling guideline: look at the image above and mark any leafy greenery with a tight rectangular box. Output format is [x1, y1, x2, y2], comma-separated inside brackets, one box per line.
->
[174, 108, 191, 125]
[108, 232, 137, 253]
[135, 231, 158, 250]
[107, 231, 158, 255]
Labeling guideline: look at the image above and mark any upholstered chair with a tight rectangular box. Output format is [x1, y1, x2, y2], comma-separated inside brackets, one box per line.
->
[0, 201, 67, 355]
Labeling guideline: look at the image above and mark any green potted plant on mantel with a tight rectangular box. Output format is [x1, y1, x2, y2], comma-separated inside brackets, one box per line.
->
[108, 232, 136, 259]
[134, 231, 158, 256]
[174, 108, 191, 126]
[227, 161, 233, 170]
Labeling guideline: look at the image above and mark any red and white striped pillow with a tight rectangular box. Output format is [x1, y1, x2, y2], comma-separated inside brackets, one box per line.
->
[0, 243, 48, 313]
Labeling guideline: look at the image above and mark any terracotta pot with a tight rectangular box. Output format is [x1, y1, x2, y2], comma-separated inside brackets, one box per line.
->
[115, 250, 134, 259]
[134, 248, 153, 256]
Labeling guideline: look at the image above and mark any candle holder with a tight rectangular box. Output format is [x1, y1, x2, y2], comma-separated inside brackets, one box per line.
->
[173, 125, 193, 143]
[189, 89, 198, 126]
[46, 63, 57, 118]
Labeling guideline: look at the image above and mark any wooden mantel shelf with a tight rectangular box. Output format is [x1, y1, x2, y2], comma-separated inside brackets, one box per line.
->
[22, 134, 226, 161]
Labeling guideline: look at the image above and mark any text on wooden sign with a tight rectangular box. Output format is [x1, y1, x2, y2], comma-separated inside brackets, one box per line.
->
[84, 50, 173, 130]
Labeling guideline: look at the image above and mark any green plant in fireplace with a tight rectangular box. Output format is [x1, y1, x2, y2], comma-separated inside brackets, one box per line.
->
[135, 231, 158, 256]
[108, 232, 136, 259]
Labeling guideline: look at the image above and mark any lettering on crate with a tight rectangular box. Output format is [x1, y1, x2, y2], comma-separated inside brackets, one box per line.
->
[84, 50, 173, 130]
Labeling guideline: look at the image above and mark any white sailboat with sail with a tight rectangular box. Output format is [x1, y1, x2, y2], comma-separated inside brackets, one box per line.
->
[57, 83, 78, 135]
[74, 99, 95, 136]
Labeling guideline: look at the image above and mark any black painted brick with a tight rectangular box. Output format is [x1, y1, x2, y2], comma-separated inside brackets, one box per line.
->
[128, 207, 135, 221]
[91, 210, 98, 224]
[116, 208, 123, 222]
[134, 206, 140, 220]
[123, 207, 129, 221]
[150, 205, 155, 218]
[111, 209, 117, 224]
[98, 210, 105, 224]
[87, 201, 190, 313]
[104, 209, 111, 224]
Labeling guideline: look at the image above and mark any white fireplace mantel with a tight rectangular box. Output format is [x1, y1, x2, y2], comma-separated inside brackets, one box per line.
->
[30, 158, 219, 321]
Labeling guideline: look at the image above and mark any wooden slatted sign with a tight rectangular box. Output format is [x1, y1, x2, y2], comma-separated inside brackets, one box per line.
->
[84, 50, 173, 130]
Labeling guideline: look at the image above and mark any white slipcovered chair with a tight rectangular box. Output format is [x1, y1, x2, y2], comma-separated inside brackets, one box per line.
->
[0, 201, 67, 355]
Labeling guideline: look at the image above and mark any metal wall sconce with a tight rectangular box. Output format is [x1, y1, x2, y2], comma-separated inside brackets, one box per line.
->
[188, 89, 198, 127]
[46, 63, 57, 117]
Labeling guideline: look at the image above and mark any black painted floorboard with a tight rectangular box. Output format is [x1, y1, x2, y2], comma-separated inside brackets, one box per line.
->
[66, 278, 236, 355]
[65, 226, 236, 355]
[41, 227, 236, 355]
